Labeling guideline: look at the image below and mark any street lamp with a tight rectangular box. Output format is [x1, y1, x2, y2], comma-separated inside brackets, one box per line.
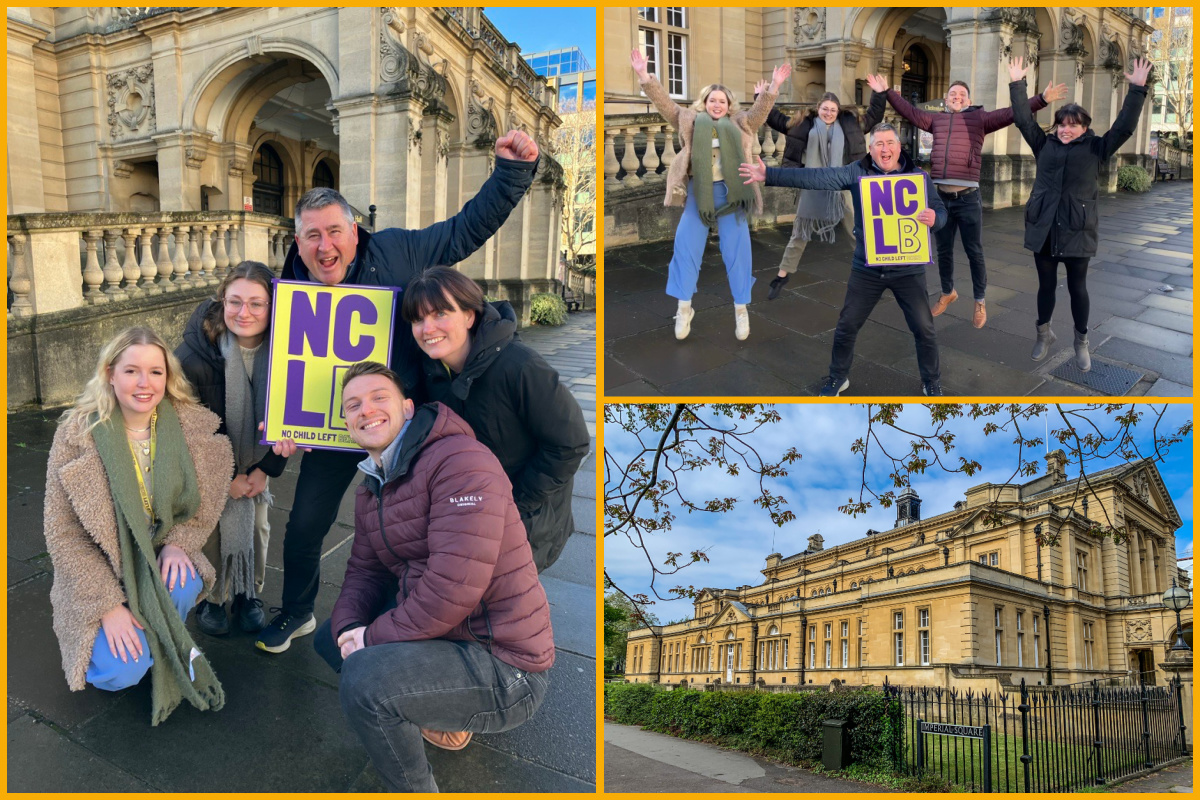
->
[1162, 578, 1191, 652]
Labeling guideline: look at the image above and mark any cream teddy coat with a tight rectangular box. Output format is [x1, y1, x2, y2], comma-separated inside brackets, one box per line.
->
[44, 403, 233, 691]
[640, 75, 778, 215]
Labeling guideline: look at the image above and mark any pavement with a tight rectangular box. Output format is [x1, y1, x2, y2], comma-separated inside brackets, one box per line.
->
[1111, 758, 1193, 792]
[6, 312, 597, 792]
[605, 181, 1193, 397]
[604, 721, 893, 793]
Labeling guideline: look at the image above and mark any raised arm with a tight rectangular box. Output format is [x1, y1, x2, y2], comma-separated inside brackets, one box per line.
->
[742, 63, 790, 132]
[885, 88, 937, 132]
[980, 85, 1059, 133]
[860, 88, 889, 134]
[1100, 58, 1151, 160]
[740, 156, 859, 192]
[1007, 59, 1046, 156]
[633, 48, 683, 127]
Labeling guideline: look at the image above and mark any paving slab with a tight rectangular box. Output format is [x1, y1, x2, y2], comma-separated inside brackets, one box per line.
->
[7, 715, 155, 793]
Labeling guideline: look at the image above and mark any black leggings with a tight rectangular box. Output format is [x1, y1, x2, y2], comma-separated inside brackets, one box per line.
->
[1034, 253, 1090, 333]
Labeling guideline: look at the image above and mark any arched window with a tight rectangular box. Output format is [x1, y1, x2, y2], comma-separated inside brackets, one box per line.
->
[851, 581, 858, 589]
[811, 590, 817, 597]
[313, 158, 335, 189]
[726, 630, 735, 640]
[768, 625, 779, 636]
[901, 45, 931, 104]
[253, 144, 285, 216]
[698, 635, 706, 644]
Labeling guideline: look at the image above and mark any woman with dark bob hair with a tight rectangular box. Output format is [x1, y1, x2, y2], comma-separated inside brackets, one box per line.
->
[400, 267, 590, 571]
[176, 261, 291, 636]
[1008, 55, 1151, 371]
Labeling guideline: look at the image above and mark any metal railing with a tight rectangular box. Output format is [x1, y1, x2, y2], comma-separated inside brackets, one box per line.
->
[884, 676, 1188, 792]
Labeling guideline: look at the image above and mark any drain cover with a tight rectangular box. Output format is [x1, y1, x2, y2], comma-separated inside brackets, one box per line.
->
[1050, 358, 1144, 394]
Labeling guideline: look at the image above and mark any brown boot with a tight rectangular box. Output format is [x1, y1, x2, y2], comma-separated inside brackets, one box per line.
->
[972, 301, 987, 328]
[421, 729, 473, 751]
[930, 288, 958, 317]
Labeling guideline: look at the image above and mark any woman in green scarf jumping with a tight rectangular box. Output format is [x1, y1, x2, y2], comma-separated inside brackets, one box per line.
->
[631, 48, 789, 341]
[44, 327, 233, 724]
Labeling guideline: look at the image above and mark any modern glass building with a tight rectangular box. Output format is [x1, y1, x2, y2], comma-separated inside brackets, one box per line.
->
[525, 46, 596, 112]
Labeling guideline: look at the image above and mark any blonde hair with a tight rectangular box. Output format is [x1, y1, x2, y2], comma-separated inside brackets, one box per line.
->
[692, 84, 740, 115]
[63, 326, 198, 432]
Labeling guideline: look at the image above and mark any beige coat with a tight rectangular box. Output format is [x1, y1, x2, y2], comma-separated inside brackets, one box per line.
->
[641, 76, 778, 215]
[44, 403, 233, 690]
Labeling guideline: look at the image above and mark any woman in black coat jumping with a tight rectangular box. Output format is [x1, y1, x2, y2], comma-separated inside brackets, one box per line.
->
[755, 83, 887, 298]
[401, 267, 591, 572]
[1009, 55, 1151, 371]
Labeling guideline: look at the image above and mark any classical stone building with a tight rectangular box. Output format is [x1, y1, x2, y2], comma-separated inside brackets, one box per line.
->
[7, 7, 567, 407]
[604, 7, 1157, 245]
[625, 451, 1191, 694]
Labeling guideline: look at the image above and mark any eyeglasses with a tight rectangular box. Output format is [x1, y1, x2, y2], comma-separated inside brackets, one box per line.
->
[225, 299, 269, 314]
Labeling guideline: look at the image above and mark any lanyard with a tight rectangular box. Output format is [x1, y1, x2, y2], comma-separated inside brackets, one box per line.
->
[126, 409, 157, 523]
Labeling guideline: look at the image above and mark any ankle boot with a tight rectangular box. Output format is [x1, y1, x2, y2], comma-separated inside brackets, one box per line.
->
[1074, 328, 1091, 372]
[1031, 322, 1057, 362]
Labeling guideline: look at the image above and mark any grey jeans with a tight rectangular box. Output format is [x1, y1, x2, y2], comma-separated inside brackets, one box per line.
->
[778, 190, 856, 274]
[336, 637, 549, 792]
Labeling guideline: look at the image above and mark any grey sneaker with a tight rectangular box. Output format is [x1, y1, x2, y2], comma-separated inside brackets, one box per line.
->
[255, 609, 316, 653]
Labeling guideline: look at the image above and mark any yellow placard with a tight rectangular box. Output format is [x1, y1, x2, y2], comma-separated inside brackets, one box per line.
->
[859, 173, 933, 267]
[262, 281, 398, 452]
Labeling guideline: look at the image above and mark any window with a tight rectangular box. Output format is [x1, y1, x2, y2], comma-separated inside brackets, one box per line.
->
[638, 8, 688, 98]
[842, 638, 849, 668]
[824, 640, 832, 668]
[809, 625, 816, 641]
[824, 623, 832, 639]
[1016, 611, 1025, 667]
[994, 608, 1004, 666]
[893, 611, 904, 666]
[991, 552, 999, 566]
[637, 7, 659, 22]
[918, 608, 931, 666]
[666, 6, 685, 27]
[252, 143, 284, 216]
[979, 551, 999, 566]
[666, 32, 686, 96]
[1076, 551, 1088, 592]
[1033, 615, 1041, 668]
[313, 159, 335, 189]
[1083, 621, 1095, 669]
[809, 641, 816, 669]
[782, 640, 788, 669]
[637, 29, 660, 84]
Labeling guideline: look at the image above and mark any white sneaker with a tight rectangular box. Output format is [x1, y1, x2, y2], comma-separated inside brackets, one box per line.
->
[734, 305, 750, 341]
[674, 304, 695, 340]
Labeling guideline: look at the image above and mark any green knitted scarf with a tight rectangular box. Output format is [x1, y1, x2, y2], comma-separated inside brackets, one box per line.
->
[91, 399, 225, 726]
[691, 113, 755, 226]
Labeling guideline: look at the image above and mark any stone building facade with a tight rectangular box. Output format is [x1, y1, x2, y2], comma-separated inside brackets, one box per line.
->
[8, 7, 567, 407]
[604, 7, 1157, 245]
[625, 451, 1190, 694]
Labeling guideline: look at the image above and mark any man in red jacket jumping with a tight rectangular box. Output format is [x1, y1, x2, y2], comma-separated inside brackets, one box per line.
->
[867, 74, 1067, 328]
[313, 361, 554, 792]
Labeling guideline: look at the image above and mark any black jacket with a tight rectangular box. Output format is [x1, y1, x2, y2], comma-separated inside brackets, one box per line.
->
[765, 149, 947, 278]
[760, 92, 887, 168]
[281, 156, 538, 402]
[175, 300, 287, 478]
[1011, 79, 1147, 258]
[421, 301, 590, 571]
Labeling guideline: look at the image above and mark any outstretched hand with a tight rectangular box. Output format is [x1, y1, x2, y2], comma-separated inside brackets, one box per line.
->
[495, 130, 538, 162]
[1041, 82, 1069, 103]
[1009, 56, 1030, 83]
[769, 63, 792, 92]
[739, 156, 767, 185]
[1126, 57, 1152, 87]
[754, 79, 769, 96]
[630, 48, 651, 81]
[866, 74, 889, 94]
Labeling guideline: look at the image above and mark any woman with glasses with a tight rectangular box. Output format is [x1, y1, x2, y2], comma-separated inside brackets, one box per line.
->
[176, 261, 290, 636]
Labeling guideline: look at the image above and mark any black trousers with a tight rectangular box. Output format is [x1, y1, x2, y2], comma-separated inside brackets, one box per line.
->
[280, 448, 363, 617]
[829, 268, 940, 384]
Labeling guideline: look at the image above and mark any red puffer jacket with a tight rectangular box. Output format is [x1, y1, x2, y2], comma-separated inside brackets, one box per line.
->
[330, 402, 555, 673]
[886, 89, 1048, 183]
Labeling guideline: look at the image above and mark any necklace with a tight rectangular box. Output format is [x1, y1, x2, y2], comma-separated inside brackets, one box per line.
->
[125, 424, 151, 433]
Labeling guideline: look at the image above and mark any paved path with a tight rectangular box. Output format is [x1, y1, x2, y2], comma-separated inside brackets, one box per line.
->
[604, 721, 893, 793]
[6, 312, 597, 792]
[1111, 758, 1193, 792]
[605, 181, 1192, 397]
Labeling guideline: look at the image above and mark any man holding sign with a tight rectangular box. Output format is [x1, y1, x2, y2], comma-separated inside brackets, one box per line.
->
[255, 130, 539, 654]
[740, 123, 947, 396]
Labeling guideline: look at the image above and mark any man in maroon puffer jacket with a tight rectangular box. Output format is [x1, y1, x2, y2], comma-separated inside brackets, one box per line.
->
[313, 361, 554, 792]
[867, 74, 1067, 328]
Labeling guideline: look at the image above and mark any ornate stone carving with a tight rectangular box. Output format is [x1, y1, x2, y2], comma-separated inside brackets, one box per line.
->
[1135, 472, 1151, 501]
[227, 157, 246, 178]
[793, 8, 825, 44]
[113, 160, 135, 179]
[185, 143, 206, 170]
[1060, 9, 1087, 56]
[106, 64, 155, 140]
[1098, 23, 1123, 69]
[466, 78, 497, 147]
[844, 49, 861, 67]
[378, 9, 448, 106]
[1126, 618, 1153, 642]
[983, 8, 1038, 33]
[436, 128, 450, 161]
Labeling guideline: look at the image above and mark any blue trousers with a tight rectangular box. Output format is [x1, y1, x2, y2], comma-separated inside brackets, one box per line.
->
[85, 577, 202, 691]
[667, 180, 754, 305]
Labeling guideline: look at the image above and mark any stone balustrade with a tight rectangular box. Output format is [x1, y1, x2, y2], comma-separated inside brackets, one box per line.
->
[6, 211, 294, 318]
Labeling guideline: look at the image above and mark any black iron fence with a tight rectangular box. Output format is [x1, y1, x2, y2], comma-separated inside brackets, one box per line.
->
[883, 676, 1188, 792]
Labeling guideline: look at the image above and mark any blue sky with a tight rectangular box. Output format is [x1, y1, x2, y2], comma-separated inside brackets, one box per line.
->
[605, 404, 1193, 623]
[483, 7, 596, 66]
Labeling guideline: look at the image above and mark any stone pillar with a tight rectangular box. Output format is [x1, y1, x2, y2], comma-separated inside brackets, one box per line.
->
[455, 144, 496, 281]
[420, 112, 452, 227]
[334, 96, 379, 220]
[822, 44, 861, 110]
[496, 191, 527, 282]
[1161, 648, 1193, 752]
[375, 96, 425, 230]
[153, 132, 205, 211]
[225, 143, 254, 212]
[6, 20, 48, 213]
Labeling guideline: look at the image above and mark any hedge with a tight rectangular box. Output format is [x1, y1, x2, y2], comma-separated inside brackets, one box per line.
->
[1116, 164, 1152, 193]
[604, 683, 901, 768]
[530, 292, 568, 326]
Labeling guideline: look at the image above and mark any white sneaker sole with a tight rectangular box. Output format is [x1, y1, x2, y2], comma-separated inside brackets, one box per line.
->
[255, 616, 317, 653]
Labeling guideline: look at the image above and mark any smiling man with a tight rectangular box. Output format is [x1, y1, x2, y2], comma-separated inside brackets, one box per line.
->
[740, 123, 947, 397]
[313, 361, 553, 792]
[256, 130, 540, 655]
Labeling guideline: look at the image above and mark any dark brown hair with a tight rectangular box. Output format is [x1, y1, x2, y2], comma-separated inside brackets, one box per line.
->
[948, 80, 971, 96]
[1053, 103, 1092, 130]
[341, 360, 409, 398]
[202, 260, 275, 344]
[400, 266, 487, 327]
